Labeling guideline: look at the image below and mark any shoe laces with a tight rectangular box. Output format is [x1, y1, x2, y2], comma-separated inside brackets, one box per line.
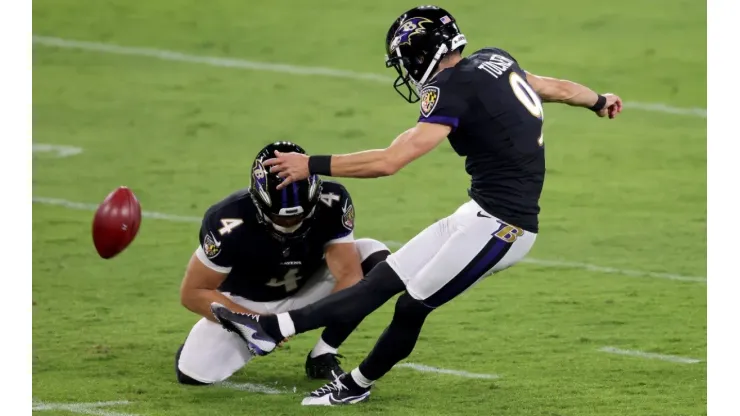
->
[233, 311, 260, 321]
[312, 371, 347, 395]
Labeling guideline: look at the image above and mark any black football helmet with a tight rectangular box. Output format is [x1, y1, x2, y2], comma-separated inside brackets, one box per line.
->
[385, 5, 467, 103]
[249, 142, 322, 241]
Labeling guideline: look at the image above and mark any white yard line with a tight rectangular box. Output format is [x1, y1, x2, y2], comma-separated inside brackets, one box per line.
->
[216, 381, 286, 394]
[32, 196, 201, 223]
[32, 400, 138, 416]
[598, 346, 703, 364]
[520, 258, 706, 283]
[33, 143, 84, 158]
[32, 36, 707, 119]
[32, 196, 706, 283]
[623, 102, 706, 117]
[398, 363, 500, 379]
[32, 36, 387, 82]
[383, 241, 704, 283]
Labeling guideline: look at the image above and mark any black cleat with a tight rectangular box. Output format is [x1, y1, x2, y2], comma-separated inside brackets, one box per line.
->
[301, 372, 371, 406]
[209, 302, 278, 356]
[305, 352, 346, 380]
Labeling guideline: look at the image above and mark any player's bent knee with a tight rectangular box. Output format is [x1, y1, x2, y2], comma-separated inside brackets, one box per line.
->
[355, 238, 391, 275]
[177, 367, 210, 386]
[394, 292, 433, 324]
[363, 261, 406, 294]
[175, 344, 210, 386]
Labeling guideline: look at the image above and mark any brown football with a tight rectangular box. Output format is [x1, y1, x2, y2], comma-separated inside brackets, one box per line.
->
[92, 186, 142, 259]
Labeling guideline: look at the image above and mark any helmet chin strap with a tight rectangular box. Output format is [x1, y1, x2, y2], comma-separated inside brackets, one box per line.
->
[417, 43, 449, 89]
[415, 34, 468, 90]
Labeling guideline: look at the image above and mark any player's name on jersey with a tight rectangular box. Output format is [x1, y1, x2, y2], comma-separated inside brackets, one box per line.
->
[478, 54, 514, 78]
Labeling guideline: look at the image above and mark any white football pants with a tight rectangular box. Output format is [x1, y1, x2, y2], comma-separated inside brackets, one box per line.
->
[387, 200, 537, 308]
[177, 238, 388, 383]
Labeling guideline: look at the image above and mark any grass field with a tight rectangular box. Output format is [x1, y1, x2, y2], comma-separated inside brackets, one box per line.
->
[32, 1, 707, 415]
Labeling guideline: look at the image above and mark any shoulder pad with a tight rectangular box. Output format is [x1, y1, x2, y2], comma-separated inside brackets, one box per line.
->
[318, 181, 351, 204]
[201, 195, 255, 243]
[316, 181, 355, 234]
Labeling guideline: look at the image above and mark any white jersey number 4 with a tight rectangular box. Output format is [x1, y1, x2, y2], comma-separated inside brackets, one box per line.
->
[266, 268, 303, 292]
[218, 218, 244, 235]
[319, 192, 340, 207]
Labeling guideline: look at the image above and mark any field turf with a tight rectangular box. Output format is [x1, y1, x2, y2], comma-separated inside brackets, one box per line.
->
[32, 1, 706, 415]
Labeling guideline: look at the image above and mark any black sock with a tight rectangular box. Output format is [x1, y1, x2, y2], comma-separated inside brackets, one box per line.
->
[261, 257, 398, 342]
[289, 262, 405, 334]
[320, 249, 392, 348]
[258, 314, 283, 341]
[320, 322, 357, 350]
[358, 292, 433, 381]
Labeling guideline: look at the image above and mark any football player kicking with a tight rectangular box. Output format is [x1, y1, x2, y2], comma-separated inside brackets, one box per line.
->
[210, 5, 623, 405]
[175, 142, 391, 385]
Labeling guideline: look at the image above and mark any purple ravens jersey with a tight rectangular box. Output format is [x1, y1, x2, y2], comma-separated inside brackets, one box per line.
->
[198, 181, 355, 302]
[418, 47, 545, 233]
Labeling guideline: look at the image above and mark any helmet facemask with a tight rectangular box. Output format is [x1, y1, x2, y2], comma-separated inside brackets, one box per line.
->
[387, 55, 420, 103]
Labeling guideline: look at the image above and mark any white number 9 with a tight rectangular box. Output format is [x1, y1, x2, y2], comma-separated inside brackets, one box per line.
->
[509, 72, 544, 146]
[509, 72, 544, 120]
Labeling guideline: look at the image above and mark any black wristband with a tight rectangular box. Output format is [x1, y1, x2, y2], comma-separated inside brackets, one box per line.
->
[589, 94, 607, 112]
[308, 155, 332, 176]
